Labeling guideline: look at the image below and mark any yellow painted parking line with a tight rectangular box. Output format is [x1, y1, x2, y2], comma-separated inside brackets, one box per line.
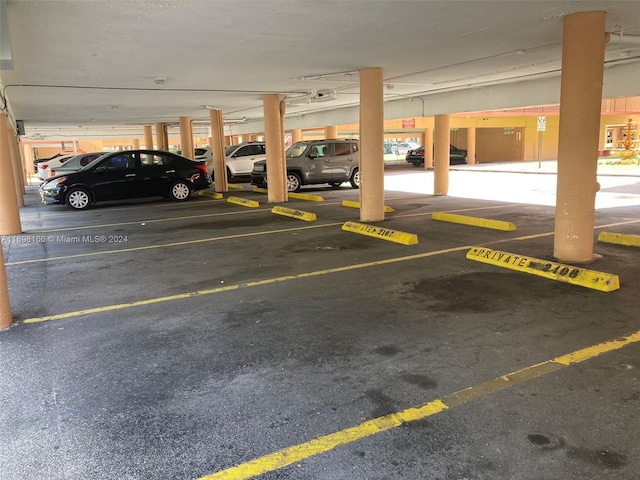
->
[21, 244, 471, 323]
[227, 196, 260, 208]
[19, 220, 640, 320]
[342, 221, 418, 245]
[271, 206, 317, 222]
[466, 247, 620, 292]
[252, 187, 268, 194]
[30, 209, 271, 234]
[342, 200, 394, 213]
[199, 329, 640, 480]
[199, 191, 224, 199]
[6, 223, 343, 266]
[598, 231, 640, 247]
[432, 212, 516, 231]
[288, 192, 324, 202]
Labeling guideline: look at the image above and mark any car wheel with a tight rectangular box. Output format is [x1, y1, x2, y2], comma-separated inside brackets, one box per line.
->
[411, 160, 423, 167]
[65, 187, 91, 210]
[226, 167, 233, 182]
[286, 173, 301, 192]
[329, 182, 342, 187]
[349, 168, 360, 189]
[169, 180, 191, 201]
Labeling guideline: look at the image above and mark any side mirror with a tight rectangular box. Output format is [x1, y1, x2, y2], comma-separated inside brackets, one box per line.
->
[95, 165, 107, 173]
[308, 152, 318, 159]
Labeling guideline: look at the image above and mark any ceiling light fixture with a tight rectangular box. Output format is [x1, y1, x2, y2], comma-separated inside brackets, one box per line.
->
[154, 77, 167, 85]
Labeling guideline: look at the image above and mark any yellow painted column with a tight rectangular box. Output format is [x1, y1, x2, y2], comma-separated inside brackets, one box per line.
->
[434, 114, 450, 195]
[179, 116, 194, 160]
[0, 114, 22, 234]
[210, 109, 228, 192]
[424, 127, 434, 169]
[132, 139, 140, 150]
[467, 127, 476, 164]
[292, 129, 303, 144]
[359, 67, 384, 222]
[263, 94, 287, 203]
[7, 123, 24, 206]
[144, 125, 153, 149]
[554, 11, 607, 262]
[325, 126, 338, 139]
[155, 123, 166, 150]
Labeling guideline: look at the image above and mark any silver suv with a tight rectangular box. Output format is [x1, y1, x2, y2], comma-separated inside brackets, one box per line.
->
[250, 139, 359, 192]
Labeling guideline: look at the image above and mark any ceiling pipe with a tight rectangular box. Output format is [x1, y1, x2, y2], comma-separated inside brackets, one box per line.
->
[606, 33, 640, 45]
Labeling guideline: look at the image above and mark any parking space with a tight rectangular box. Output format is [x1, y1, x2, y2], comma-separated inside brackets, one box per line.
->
[1, 168, 640, 479]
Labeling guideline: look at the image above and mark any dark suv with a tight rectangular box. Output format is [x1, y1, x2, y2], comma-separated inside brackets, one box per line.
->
[250, 139, 360, 192]
[406, 144, 468, 166]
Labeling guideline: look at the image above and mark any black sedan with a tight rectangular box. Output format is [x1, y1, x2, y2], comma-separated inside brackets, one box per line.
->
[39, 150, 212, 210]
[406, 144, 468, 167]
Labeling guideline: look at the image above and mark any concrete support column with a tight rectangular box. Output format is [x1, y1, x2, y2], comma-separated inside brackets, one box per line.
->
[554, 11, 607, 262]
[292, 129, 302, 144]
[434, 114, 450, 195]
[359, 67, 384, 222]
[179, 116, 194, 160]
[210, 109, 228, 192]
[467, 127, 477, 165]
[424, 128, 434, 169]
[249, 134, 258, 142]
[144, 125, 154, 149]
[263, 94, 287, 203]
[132, 139, 140, 150]
[0, 114, 22, 234]
[7, 124, 24, 206]
[325, 126, 338, 139]
[22, 143, 34, 176]
[155, 123, 167, 151]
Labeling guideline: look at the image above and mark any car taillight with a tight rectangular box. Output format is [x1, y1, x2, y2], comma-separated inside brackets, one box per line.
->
[49, 169, 56, 176]
[195, 164, 208, 176]
[40, 164, 48, 170]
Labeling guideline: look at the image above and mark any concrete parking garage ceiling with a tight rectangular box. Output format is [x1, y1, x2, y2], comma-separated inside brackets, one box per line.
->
[1, 0, 640, 140]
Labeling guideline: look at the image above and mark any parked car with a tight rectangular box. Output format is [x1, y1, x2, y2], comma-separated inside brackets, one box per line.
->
[406, 144, 468, 166]
[41, 152, 106, 178]
[39, 150, 212, 210]
[195, 142, 267, 180]
[34, 152, 67, 172]
[36, 154, 75, 180]
[251, 139, 359, 192]
[393, 142, 419, 155]
[194, 146, 213, 174]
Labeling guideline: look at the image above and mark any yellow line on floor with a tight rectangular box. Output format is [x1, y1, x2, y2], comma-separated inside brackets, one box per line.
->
[30, 208, 272, 234]
[6, 223, 343, 266]
[22, 244, 472, 323]
[20, 217, 640, 324]
[199, 329, 640, 480]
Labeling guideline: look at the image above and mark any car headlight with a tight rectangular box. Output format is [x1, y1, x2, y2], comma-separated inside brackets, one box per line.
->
[42, 176, 67, 190]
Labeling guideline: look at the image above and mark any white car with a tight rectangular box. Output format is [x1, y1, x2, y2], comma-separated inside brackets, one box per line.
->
[194, 146, 213, 175]
[36, 154, 75, 180]
[195, 142, 266, 180]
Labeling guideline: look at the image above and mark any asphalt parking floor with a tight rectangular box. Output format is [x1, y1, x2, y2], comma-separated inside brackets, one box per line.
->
[1, 167, 640, 479]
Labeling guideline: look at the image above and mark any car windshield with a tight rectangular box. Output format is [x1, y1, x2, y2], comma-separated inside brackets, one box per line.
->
[224, 146, 237, 156]
[194, 148, 208, 156]
[285, 142, 309, 158]
[79, 152, 111, 170]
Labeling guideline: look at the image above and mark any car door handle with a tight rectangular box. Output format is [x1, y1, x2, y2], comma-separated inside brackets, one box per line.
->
[125, 173, 136, 177]
[166, 170, 176, 173]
